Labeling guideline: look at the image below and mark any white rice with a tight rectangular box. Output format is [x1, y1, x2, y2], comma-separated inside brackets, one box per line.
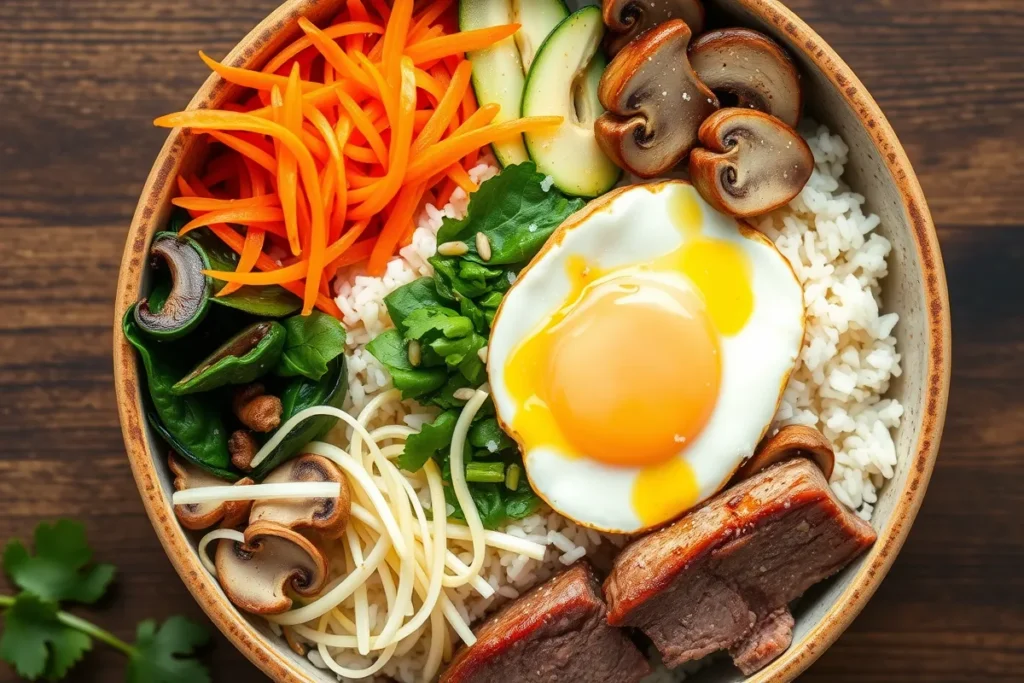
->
[309, 123, 902, 681]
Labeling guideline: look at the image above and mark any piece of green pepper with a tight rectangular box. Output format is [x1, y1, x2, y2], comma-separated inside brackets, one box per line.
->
[171, 321, 286, 395]
[123, 307, 238, 480]
[250, 356, 347, 480]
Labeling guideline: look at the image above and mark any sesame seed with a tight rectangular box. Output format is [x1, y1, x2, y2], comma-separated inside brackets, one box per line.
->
[475, 232, 492, 261]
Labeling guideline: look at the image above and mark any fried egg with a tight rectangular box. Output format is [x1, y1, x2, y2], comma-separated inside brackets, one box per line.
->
[487, 181, 805, 533]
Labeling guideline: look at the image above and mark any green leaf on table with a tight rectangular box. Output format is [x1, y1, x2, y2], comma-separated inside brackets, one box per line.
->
[399, 410, 459, 472]
[126, 616, 211, 683]
[366, 329, 448, 399]
[2, 520, 115, 605]
[0, 593, 92, 681]
[435, 162, 586, 266]
[275, 311, 347, 381]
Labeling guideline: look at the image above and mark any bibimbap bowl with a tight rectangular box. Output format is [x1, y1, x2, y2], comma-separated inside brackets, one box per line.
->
[113, 0, 951, 681]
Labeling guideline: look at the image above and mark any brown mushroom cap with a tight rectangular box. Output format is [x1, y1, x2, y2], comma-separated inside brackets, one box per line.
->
[603, 0, 706, 56]
[735, 425, 836, 482]
[596, 20, 718, 179]
[689, 108, 813, 217]
[249, 454, 351, 537]
[214, 520, 328, 615]
[689, 28, 802, 128]
[169, 455, 254, 530]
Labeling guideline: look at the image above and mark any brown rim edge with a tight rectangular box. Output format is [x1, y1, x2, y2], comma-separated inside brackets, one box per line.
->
[111, 0, 952, 681]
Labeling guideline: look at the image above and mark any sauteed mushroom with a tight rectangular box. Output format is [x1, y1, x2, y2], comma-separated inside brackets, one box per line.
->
[249, 454, 351, 537]
[596, 20, 718, 178]
[603, 0, 706, 56]
[734, 425, 835, 481]
[215, 520, 329, 614]
[689, 28, 803, 127]
[689, 108, 813, 217]
[134, 233, 211, 340]
[169, 455, 253, 530]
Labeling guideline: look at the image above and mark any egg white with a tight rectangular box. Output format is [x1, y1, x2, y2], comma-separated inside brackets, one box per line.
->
[488, 182, 805, 533]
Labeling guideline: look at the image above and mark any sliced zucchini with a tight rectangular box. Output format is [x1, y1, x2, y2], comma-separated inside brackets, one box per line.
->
[522, 6, 621, 197]
[510, 0, 569, 72]
[460, 0, 569, 167]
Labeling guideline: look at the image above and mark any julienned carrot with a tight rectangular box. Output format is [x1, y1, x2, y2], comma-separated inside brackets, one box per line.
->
[262, 21, 384, 75]
[199, 51, 322, 95]
[336, 89, 389, 167]
[413, 67, 446, 103]
[354, 53, 396, 124]
[205, 218, 372, 285]
[445, 163, 477, 194]
[367, 181, 427, 275]
[349, 58, 416, 218]
[297, 18, 377, 94]
[346, 0, 373, 52]
[382, 0, 414, 90]
[274, 81, 301, 256]
[172, 195, 280, 211]
[218, 227, 266, 296]
[369, 0, 392, 24]
[155, 109, 327, 307]
[291, 74, 329, 314]
[404, 116, 561, 184]
[329, 237, 375, 270]
[408, 0, 454, 42]
[345, 144, 381, 165]
[178, 206, 286, 236]
[454, 101, 500, 134]
[249, 82, 369, 121]
[202, 130, 277, 173]
[332, 118, 353, 241]
[404, 24, 519, 64]
[412, 59, 471, 154]
[304, 104, 348, 242]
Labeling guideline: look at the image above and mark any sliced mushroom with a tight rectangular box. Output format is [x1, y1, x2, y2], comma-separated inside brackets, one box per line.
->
[734, 425, 835, 481]
[249, 454, 351, 537]
[596, 20, 718, 178]
[215, 520, 328, 615]
[169, 455, 254, 530]
[603, 0, 705, 56]
[134, 233, 211, 340]
[689, 108, 813, 217]
[689, 28, 802, 128]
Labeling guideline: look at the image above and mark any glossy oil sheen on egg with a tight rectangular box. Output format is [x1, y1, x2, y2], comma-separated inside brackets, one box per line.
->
[488, 182, 805, 533]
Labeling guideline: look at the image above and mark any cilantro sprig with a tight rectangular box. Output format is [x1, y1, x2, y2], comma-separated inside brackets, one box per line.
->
[0, 520, 211, 682]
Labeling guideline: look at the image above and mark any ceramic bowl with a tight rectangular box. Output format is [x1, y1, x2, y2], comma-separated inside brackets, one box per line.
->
[113, 0, 952, 680]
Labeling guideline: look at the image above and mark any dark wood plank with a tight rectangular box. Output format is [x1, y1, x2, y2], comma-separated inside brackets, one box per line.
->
[1, 0, 1022, 682]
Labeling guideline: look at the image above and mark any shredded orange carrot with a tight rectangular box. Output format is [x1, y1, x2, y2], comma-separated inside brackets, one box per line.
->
[161, 3, 561, 318]
[199, 51, 322, 94]
[412, 59, 471, 154]
[336, 89, 390, 167]
[172, 195, 280, 211]
[349, 58, 417, 217]
[178, 206, 286, 236]
[445, 163, 478, 193]
[404, 24, 519, 64]
[262, 21, 384, 75]
[405, 116, 561, 184]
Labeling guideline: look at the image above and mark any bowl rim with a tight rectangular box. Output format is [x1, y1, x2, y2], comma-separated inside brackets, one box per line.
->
[112, 0, 952, 681]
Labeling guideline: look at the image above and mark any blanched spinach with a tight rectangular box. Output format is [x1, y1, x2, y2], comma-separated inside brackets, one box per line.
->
[274, 311, 347, 381]
[365, 330, 449, 399]
[123, 308, 237, 480]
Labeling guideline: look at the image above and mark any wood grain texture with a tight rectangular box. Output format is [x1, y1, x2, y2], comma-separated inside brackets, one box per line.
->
[0, 0, 1021, 681]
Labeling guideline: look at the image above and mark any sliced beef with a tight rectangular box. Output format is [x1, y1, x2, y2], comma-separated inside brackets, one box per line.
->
[604, 458, 876, 674]
[441, 562, 650, 683]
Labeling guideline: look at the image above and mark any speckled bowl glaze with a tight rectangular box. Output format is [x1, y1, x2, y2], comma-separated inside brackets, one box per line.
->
[113, 0, 951, 680]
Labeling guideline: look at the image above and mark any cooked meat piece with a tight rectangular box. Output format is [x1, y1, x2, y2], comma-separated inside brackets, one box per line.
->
[441, 562, 650, 683]
[604, 459, 876, 674]
[729, 607, 795, 675]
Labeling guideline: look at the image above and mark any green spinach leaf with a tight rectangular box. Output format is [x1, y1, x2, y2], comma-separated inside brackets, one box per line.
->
[399, 410, 458, 472]
[366, 330, 448, 399]
[435, 162, 585, 265]
[275, 312, 347, 381]
[123, 309, 237, 480]
[384, 277, 452, 332]
[468, 418, 516, 454]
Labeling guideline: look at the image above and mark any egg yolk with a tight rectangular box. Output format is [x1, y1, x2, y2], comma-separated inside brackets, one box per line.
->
[505, 271, 721, 468]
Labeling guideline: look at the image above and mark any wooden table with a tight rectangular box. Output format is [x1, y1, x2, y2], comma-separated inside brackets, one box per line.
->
[1, 0, 1021, 680]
